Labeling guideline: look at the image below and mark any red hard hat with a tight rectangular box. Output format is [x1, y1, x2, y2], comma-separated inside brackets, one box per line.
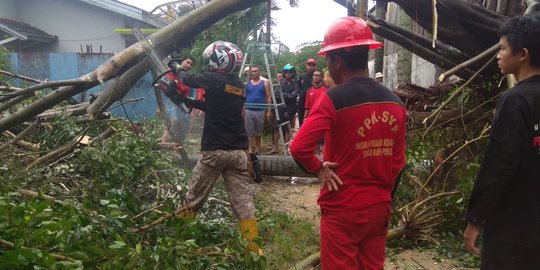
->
[318, 16, 382, 56]
[306, 58, 317, 65]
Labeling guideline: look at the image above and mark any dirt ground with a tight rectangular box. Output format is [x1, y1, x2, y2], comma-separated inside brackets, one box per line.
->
[259, 176, 477, 270]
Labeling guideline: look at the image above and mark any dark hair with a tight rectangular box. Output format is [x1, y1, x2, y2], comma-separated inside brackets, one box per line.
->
[181, 56, 196, 65]
[498, 14, 540, 67]
[326, 45, 369, 70]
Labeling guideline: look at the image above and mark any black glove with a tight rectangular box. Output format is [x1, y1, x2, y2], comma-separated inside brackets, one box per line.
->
[167, 58, 183, 72]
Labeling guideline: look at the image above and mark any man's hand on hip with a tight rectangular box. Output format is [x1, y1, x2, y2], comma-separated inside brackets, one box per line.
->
[318, 161, 342, 191]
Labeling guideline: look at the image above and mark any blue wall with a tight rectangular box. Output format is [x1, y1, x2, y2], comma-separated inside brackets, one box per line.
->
[8, 53, 157, 121]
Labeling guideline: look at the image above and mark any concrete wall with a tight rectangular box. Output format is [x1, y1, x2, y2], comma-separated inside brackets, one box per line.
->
[8, 52, 157, 121]
[1, 0, 130, 53]
[371, 53, 436, 90]
[411, 55, 437, 87]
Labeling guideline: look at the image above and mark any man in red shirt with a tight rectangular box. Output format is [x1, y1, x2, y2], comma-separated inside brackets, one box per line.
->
[304, 69, 328, 118]
[290, 17, 407, 269]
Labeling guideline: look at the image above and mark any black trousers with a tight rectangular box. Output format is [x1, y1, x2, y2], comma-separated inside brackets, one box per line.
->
[481, 240, 539, 270]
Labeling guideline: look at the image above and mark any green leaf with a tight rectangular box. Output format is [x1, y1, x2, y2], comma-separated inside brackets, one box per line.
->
[109, 241, 126, 249]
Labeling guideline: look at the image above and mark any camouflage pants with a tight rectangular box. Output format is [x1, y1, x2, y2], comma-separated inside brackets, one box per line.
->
[186, 149, 256, 219]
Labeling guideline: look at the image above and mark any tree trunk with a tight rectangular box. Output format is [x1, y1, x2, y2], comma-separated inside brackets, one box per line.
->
[374, 1, 387, 74]
[0, 0, 266, 133]
[335, 0, 507, 58]
[389, 0, 506, 56]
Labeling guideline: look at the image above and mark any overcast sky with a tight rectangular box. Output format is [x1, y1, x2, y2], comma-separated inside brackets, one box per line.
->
[118, 0, 352, 50]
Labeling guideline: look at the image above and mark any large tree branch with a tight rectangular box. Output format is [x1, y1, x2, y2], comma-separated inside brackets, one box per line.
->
[389, 0, 504, 55]
[0, 0, 266, 133]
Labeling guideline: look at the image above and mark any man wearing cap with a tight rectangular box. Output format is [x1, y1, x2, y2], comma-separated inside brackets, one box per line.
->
[374, 72, 384, 84]
[290, 17, 407, 269]
[297, 58, 318, 127]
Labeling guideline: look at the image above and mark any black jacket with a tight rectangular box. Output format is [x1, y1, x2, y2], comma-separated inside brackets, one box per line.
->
[466, 75, 540, 248]
[179, 71, 248, 151]
[297, 73, 313, 107]
[280, 79, 299, 103]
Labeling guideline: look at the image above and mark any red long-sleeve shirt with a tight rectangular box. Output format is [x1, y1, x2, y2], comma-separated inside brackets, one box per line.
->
[290, 77, 406, 210]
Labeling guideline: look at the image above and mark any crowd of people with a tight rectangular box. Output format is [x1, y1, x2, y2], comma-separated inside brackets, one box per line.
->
[157, 13, 540, 269]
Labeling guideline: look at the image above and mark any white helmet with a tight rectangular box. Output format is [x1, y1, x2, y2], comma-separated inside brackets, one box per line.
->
[202, 41, 243, 74]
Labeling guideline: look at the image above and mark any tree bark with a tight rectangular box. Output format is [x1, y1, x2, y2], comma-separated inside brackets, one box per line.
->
[0, 0, 266, 133]
[389, 0, 506, 56]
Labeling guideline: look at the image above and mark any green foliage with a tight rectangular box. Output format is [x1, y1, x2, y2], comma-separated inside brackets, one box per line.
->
[0, 45, 10, 85]
[180, 3, 268, 73]
[0, 45, 9, 70]
[387, 124, 486, 269]
[0, 121, 268, 269]
[275, 42, 325, 78]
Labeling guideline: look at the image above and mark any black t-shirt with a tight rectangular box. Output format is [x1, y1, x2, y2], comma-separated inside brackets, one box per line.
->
[466, 75, 540, 248]
[180, 71, 248, 151]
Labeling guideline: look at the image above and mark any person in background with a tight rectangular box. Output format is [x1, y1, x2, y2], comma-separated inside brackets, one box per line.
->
[281, 64, 299, 132]
[244, 66, 272, 154]
[304, 69, 328, 118]
[290, 17, 406, 269]
[164, 41, 263, 255]
[297, 58, 317, 127]
[160, 56, 195, 144]
[374, 72, 384, 84]
[463, 14, 540, 270]
[304, 69, 328, 156]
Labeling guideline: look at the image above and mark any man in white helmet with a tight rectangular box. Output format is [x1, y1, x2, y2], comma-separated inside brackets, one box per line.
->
[163, 41, 262, 255]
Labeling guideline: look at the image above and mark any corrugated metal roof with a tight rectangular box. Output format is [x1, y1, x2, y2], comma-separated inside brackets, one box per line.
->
[77, 0, 164, 27]
[0, 17, 57, 47]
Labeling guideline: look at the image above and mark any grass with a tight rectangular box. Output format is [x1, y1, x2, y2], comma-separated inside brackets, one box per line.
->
[256, 186, 320, 270]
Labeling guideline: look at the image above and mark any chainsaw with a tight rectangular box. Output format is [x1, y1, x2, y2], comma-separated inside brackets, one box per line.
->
[132, 27, 192, 114]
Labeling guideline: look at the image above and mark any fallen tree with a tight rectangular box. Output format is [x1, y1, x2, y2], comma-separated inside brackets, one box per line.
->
[0, 0, 266, 133]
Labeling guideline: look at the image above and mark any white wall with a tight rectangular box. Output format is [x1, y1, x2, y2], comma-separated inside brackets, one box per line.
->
[379, 53, 437, 90]
[411, 55, 437, 87]
[3, 0, 128, 53]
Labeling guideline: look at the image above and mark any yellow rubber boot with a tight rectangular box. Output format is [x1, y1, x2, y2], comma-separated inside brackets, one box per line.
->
[238, 218, 263, 255]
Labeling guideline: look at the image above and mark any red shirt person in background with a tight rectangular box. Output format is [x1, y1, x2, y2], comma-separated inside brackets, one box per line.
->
[304, 69, 328, 118]
[290, 17, 407, 269]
